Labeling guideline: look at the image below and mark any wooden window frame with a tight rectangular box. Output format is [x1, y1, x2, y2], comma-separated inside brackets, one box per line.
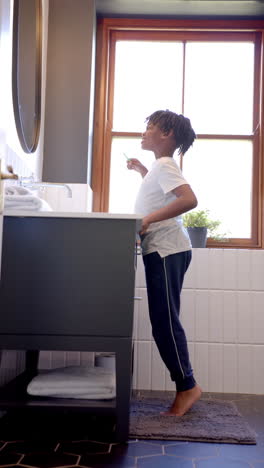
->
[92, 18, 264, 249]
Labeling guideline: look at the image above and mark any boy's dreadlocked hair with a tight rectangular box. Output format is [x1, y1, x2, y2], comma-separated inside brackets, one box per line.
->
[145, 109, 196, 155]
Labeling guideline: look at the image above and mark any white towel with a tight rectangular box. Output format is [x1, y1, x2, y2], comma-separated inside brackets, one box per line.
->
[5, 186, 30, 196]
[4, 186, 52, 211]
[27, 366, 116, 400]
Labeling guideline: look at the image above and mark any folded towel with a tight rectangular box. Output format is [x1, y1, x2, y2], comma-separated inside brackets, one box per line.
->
[27, 365, 116, 400]
[5, 186, 31, 196]
[4, 186, 52, 211]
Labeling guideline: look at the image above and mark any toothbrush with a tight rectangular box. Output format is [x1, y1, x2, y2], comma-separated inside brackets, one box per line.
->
[123, 152, 131, 161]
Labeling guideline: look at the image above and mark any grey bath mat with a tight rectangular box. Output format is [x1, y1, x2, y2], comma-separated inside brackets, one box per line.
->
[129, 394, 256, 444]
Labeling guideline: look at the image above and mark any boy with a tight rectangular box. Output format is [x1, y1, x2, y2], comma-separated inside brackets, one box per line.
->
[127, 109, 201, 416]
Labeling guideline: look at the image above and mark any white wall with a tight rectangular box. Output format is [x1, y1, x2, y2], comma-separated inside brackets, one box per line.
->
[39, 183, 93, 212]
[133, 249, 264, 394]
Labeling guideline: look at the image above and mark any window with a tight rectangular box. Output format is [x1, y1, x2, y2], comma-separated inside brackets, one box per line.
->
[92, 19, 264, 248]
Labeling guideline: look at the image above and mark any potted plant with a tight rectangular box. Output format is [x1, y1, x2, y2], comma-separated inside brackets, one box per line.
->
[182, 209, 223, 248]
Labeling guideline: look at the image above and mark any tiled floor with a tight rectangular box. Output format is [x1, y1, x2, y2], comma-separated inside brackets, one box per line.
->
[0, 392, 263, 468]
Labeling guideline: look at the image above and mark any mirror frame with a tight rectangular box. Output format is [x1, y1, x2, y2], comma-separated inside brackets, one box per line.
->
[12, 0, 42, 153]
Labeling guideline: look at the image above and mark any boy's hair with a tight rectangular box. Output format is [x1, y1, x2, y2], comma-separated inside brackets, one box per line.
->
[145, 109, 196, 155]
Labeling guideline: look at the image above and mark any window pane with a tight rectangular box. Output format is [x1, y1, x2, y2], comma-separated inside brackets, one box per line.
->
[113, 41, 183, 132]
[109, 138, 253, 239]
[109, 137, 158, 213]
[183, 139, 253, 238]
[184, 42, 255, 135]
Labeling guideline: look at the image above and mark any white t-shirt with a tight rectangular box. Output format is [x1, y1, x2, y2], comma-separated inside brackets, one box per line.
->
[134, 156, 191, 257]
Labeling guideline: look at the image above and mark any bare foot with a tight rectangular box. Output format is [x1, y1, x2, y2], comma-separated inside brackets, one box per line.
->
[161, 384, 202, 417]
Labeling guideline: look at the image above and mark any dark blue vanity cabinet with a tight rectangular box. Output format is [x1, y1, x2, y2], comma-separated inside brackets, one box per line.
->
[0, 213, 141, 442]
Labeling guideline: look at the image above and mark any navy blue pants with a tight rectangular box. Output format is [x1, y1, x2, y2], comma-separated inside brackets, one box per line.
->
[143, 250, 196, 392]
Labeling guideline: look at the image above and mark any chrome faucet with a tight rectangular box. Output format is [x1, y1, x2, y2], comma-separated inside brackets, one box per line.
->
[19, 174, 72, 198]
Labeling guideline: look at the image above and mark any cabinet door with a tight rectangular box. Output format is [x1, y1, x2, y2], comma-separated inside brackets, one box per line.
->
[0, 216, 139, 337]
[0, 214, 2, 281]
[0, 176, 3, 280]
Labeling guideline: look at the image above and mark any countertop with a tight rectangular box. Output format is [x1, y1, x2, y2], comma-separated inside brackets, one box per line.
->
[3, 210, 142, 220]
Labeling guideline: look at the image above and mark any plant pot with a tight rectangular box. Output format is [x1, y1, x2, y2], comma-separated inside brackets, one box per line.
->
[187, 227, 207, 248]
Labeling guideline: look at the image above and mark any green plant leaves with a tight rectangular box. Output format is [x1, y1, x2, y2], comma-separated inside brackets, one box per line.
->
[182, 209, 227, 240]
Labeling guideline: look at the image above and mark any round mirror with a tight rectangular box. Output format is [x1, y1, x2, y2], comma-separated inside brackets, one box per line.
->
[12, 0, 42, 153]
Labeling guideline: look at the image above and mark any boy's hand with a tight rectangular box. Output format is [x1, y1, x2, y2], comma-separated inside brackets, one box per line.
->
[127, 158, 148, 177]
[140, 216, 150, 235]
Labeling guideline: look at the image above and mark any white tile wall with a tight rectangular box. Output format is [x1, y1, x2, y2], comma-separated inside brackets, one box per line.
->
[134, 249, 264, 395]
[40, 183, 93, 213]
[0, 350, 25, 387]
[37, 351, 95, 371]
